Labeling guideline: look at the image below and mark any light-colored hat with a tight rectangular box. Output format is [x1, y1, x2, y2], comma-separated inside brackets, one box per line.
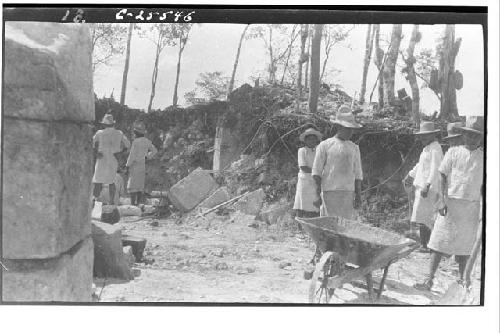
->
[299, 128, 323, 142]
[459, 116, 484, 135]
[414, 121, 440, 135]
[330, 105, 362, 129]
[134, 122, 146, 134]
[442, 122, 464, 140]
[101, 113, 115, 125]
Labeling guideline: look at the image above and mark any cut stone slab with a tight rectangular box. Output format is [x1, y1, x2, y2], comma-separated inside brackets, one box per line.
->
[168, 168, 219, 212]
[122, 235, 147, 262]
[2, 119, 93, 259]
[233, 189, 266, 216]
[2, 237, 94, 302]
[4, 22, 94, 122]
[91, 221, 133, 280]
[117, 205, 142, 217]
[198, 186, 230, 210]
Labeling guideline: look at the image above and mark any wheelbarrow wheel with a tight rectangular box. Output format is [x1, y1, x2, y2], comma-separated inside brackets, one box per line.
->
[308, 251, 345, 303]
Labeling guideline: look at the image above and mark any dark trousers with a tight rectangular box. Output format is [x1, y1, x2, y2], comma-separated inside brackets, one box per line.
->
[419, 224, 432, 248]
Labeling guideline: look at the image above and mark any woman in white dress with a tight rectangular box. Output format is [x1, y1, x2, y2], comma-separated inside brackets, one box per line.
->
[126, 122, 158, 206]
[414, 117, 484, 291]
[403, 122, 443, 250]
[293, 128, 322, 218]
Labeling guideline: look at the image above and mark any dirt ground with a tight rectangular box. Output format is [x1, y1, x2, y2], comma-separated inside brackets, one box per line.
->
[95, 212, 482, 305]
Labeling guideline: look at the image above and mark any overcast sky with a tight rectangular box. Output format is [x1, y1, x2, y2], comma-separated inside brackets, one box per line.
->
[93, 24, 484, 116]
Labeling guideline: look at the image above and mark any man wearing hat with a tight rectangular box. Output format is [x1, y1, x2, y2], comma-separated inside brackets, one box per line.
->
[311, 105, 363, 220]
[126, 122, 158, 206]
[415, 116, 484, 291]
[93, 113, 131, 205]
[404, 121, 443, 250]
[293, 127, 323, 218]
[442, 122, 464, 148]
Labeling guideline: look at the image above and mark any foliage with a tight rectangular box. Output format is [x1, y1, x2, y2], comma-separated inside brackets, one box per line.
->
[184, 71, 230, 104]
[137, 23, 178, 50]
[415, 48, 438, 88]
[247, 24, 300, 84]
[90, 23, 128, 72]
[320, 24, 354, 82]
[170, 23, 194, 45]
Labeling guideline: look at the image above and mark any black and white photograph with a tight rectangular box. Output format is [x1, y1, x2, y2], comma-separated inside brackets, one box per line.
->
[0, 3, 497, 324]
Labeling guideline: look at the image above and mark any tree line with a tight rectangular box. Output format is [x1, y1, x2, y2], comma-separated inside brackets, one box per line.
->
[91, 23, 463, 121]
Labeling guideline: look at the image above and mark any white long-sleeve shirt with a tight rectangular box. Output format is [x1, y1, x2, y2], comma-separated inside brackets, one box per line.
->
[439, 146, 483, 202]
[408, 140, 443, 192]
[312, 137, 363, 192]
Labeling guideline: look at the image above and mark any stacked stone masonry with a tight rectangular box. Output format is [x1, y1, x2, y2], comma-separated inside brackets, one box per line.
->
[2, 22, 95, 302]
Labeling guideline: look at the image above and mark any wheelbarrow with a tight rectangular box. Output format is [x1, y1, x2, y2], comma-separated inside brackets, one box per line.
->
[296, 216, 419, 303]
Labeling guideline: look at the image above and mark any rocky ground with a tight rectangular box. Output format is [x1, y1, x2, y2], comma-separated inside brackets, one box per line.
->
[94, 212, 482, 305]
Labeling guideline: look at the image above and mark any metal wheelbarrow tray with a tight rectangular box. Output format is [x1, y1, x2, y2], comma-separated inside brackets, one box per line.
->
[296, 216, 419, 303]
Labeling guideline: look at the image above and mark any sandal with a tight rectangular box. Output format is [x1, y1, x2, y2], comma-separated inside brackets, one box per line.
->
[417, 247, 431, 253]
[414, 278, 433, 291]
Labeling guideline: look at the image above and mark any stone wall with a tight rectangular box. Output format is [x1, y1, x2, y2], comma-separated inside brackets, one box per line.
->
[2, 22, 94, 302]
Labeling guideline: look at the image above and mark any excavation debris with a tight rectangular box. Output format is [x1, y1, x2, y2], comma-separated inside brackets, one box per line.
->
[117, 205, 142, 217]
[121, 234, 147, 262]
[258, 201, 293, 225]
[232, 188, 265, 216]
[123, 246, 135, 266]
[100, 205, 121, 225]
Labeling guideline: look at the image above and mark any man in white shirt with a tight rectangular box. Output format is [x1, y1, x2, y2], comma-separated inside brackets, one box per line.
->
[404, 122, 443, 250]
[312, 106, 363, 220]
[415, 116, 484, 291]
[92, 113, 130, 205]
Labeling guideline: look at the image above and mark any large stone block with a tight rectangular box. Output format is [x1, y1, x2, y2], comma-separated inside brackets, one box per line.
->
[2, 119, 93, 259]
[2, 237, 94, 302]
[168, 168, 219, 212]
[4, 22, 94, 122]
[91, 221, 133, 280]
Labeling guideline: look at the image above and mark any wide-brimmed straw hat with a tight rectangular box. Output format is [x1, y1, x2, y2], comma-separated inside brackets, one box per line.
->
[414, 121, 440, 135]
[134, 122, 146, 134]
[101, 113, 115, 125]
[442, 122, 464, 140]
[459, 116, 484, 135]
[330, 105, 362, 129]
[299, 128, 323, 142]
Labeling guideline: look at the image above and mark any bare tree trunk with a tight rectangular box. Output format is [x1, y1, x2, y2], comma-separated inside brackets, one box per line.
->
[405, 25, 421, 127]
[308, 24, 323, 113]
[359, 24, 374, 104]
[304, 29, 312, 91]
[382, 24, 402, 106]
[147, 39, 161, 112]
[280, 26, 298, 85]
[280, 45, 293, 85]
[373, 24, 384, 108]
[173, 37, 187, 107]
[438, 25, 461, 121]
[120, 23, 134, 105]
[268, 26, 276, 84]
[296, 24, 308, 112]
[227, 25, 249, 97]
[320, 44, 333, 82]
